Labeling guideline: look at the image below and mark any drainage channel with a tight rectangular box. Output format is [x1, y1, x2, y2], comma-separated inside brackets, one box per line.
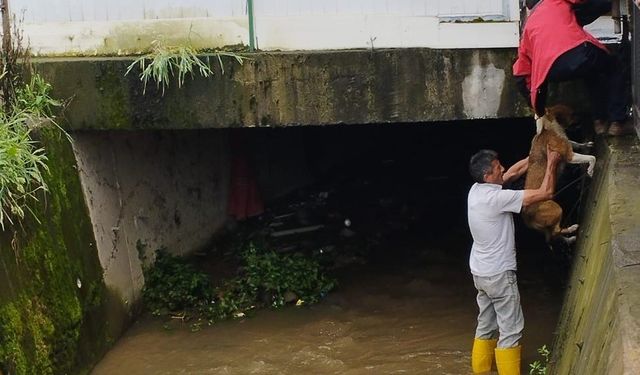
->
[84, 119, 578, 374]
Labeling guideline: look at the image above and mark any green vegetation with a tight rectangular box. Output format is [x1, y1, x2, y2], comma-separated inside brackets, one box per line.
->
[125, 40, 246, 95]
[529, 344, 551, 375]
[0, 124, 106, 375]
[0, 25, 66, 229]
[14, 74, 62, 118]
[0, 295, 58, 375]
[0, 124, 110, 375]
[0, 124, 112, 375]
[142, 249, 213, 315]
[142, 243, 336, 324]
[0, 18, 108, 375]
[0, 111, 49, 229]
[241, 243, 336, 307]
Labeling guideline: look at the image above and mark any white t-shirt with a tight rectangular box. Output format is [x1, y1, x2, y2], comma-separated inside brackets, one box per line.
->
[467, 182, 524, 277]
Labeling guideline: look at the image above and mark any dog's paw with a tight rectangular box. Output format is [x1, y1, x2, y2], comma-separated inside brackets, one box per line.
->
[563, 236, 577, 245]
[587, 155, 596, 177]
[578, 141, 595, 152]
[570, 141, 595, 152]
[561, 224, 579, 235]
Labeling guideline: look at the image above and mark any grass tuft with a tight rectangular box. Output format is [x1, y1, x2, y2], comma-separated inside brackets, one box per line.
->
[126, 40, 247, 95]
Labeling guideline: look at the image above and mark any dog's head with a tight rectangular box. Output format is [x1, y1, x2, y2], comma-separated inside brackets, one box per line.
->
[536, 105, 577, 134]
[545, 105, 578, 129]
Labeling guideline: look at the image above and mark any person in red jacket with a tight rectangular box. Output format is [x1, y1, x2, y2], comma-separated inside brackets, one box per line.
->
[514, 0, 634, 136]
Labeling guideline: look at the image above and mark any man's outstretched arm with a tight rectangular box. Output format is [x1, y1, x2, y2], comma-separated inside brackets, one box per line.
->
[503, 157, 529, 185]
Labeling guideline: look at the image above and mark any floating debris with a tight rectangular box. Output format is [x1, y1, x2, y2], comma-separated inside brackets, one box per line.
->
[271, 224, 325, 238]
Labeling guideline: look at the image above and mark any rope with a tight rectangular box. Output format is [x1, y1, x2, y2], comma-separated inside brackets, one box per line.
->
[555, 172, 588, 227]
[553, 173, 587, 198]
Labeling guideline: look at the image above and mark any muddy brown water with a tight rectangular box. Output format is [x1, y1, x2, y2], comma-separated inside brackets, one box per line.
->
[91, 239, 563, 375]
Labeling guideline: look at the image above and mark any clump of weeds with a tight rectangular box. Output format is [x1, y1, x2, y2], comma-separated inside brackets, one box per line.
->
[141, 242, 336, 327]
[529, 344, 551, 375]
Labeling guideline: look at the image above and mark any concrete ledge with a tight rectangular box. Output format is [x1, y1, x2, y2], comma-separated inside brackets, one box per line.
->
[550, 135, 640, 374]
[34, 48, 531, 130]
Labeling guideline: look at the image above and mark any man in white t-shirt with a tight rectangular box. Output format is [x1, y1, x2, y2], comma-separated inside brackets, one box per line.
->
[468, 146, 561, 375]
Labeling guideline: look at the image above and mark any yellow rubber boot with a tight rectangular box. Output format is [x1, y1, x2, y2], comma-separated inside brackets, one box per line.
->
[471, 338, 498, 374]
[495, 345, 521, 375]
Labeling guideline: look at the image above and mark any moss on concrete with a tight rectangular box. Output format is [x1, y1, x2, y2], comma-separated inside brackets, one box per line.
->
[30, 48, 606, 131]
[34, 49, 536, 131]
[95, 65, 134, 129]
[550, 135, 640, 374]
[0, 127, 124, 374]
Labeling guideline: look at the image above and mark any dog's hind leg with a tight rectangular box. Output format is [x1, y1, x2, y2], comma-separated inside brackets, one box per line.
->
[569, 152, 596, 177]
[549, 234, 577, 252]
[551, 224, 578, 248]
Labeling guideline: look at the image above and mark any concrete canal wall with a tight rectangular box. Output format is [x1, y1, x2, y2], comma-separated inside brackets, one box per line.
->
[0, 129, 125, 375]
[71, 131, 232, 310]
[550, 136, 640, 375]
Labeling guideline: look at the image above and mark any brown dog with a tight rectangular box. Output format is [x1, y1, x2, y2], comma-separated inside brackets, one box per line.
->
[522, 105, 595, 244]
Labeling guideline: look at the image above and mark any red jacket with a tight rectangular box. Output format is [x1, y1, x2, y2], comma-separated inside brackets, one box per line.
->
[513, 0, 608, 110]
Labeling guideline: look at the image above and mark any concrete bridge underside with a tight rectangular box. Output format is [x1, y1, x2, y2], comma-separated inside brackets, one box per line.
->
[35, 47, 540, 330]
[37, 48, 533, 130]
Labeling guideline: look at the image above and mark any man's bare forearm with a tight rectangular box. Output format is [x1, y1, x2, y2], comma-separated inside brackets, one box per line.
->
[503, 157, 529, 184]
[539, 157, 558, 198]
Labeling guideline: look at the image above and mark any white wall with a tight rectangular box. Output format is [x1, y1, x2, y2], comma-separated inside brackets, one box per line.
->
[12, 0, 512, 21]
[11, 0, 246, 22]
[253, 0, 507, 17]
[11, 0, 520, 54]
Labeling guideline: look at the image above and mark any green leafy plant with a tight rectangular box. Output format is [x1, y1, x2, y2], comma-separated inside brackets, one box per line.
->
[141, 243, 336, 323]
[142, 249, 213, 315]
[14, 74, 62, 118]
[529, 344, 551, 375]
[125, 40, 246, 95]
[242, 243, 337, 308]
[0, 113, 49, 229]
[0, 11, 67, 231]
[0, 71, 66, 230]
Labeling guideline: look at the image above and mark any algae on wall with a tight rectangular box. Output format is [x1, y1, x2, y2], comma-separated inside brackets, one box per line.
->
[0, 128, 119, 375]
[549, 137, 640, 374]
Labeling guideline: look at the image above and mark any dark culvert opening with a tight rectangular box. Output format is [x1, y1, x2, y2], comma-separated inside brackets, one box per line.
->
[91, 118, 588, 374]
[228, 119, 581, 275]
